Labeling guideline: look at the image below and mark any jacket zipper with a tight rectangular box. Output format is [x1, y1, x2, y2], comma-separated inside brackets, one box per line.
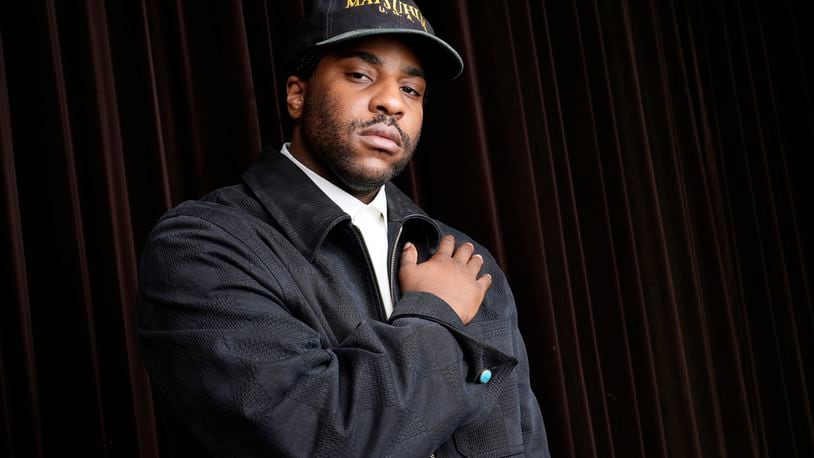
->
[388, 224, 405, 309]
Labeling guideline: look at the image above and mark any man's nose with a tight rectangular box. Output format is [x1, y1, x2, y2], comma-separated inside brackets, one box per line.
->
[369, 81, 405, 119]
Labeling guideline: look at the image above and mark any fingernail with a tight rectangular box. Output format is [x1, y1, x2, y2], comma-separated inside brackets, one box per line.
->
[403, 242, 413, 250]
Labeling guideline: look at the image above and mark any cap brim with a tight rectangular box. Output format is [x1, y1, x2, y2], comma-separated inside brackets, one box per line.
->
[316, 28, 464, 81]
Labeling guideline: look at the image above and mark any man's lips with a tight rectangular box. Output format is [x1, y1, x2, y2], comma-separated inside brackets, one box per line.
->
[358, 125, 402, 152]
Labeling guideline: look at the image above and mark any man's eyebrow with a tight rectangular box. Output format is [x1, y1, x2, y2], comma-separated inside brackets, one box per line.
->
[338, 50, 382, 66]
[403, 65, 425, 79]
[338, 50, 426, 80]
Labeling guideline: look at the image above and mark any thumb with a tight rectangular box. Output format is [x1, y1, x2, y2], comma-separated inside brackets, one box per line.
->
[400, 242, 418, 269]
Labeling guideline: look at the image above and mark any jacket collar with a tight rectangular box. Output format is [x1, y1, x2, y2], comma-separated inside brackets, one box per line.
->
[242, 146, 439, 261]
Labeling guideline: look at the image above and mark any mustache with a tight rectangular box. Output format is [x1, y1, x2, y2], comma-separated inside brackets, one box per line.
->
[352, 114, 410, 146]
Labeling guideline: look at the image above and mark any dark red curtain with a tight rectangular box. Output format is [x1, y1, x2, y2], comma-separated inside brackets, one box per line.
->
[2, 0, 812, 456]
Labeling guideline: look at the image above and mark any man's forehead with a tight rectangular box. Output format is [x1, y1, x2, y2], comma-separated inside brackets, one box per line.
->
[329, 36, 426, 76]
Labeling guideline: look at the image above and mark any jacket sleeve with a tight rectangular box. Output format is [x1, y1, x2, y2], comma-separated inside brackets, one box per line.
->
[137, 212, 517, 458]
[425, 238, 550, 458]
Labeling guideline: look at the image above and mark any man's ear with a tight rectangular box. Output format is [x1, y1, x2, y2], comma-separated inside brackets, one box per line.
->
[287, 76, 306, 120]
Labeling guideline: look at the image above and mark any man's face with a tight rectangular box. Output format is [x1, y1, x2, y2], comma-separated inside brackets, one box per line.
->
[287, 36, 426, 198]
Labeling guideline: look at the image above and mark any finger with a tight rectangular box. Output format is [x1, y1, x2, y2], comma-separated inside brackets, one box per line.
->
[434, 235, 455, 258]
[467, 253, 485, 274]
[453, 242, 475, 263]
[400, 242, 418, 269]
[476, 273, 493, 294]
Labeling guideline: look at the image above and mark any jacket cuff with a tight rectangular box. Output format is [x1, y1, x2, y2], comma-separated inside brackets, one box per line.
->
[388, 290, 465, 330]
[389, 291, 518, 386]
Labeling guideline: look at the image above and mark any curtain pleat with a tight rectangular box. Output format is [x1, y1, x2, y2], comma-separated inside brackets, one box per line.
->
[0, 31, 45, 458]
[84, 1, 160, 455]
[583, 2, 653, 455]
[539, 1, 606, 454]
[1, 0, 812, 456]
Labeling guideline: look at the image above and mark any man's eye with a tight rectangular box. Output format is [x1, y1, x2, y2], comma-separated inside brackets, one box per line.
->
[401, 86, 422, 97]
[348, 72, 370, 81]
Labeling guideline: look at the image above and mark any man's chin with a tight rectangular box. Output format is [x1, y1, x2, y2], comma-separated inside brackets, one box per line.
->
[339, 173, 393, 192]
[325, 152, 413, 194]
[332, 165, 400, 193]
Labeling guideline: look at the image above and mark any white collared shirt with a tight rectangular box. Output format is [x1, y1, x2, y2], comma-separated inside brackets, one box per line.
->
[280, 143, 393, 317]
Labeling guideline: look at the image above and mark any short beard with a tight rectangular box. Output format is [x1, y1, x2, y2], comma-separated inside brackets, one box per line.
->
[300, 91, 419, 196]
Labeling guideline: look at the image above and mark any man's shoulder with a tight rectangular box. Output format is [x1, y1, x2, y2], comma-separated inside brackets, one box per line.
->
[148, 183, 270, 244]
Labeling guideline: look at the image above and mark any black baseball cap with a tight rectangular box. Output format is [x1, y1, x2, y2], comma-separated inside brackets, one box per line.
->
[287, 0, 464, 81]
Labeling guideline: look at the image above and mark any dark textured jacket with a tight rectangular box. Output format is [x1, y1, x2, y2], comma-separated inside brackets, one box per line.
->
[138, 147, 550, 457]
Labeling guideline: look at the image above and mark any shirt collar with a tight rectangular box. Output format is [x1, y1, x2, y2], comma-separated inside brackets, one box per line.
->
[281, 143, 388, 222]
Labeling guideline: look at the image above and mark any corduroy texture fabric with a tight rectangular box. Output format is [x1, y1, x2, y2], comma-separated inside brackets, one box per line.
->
[137, 148, 550, 457]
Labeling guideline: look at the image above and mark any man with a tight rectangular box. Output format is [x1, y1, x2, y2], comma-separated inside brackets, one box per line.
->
[138, 0, 550, 456]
